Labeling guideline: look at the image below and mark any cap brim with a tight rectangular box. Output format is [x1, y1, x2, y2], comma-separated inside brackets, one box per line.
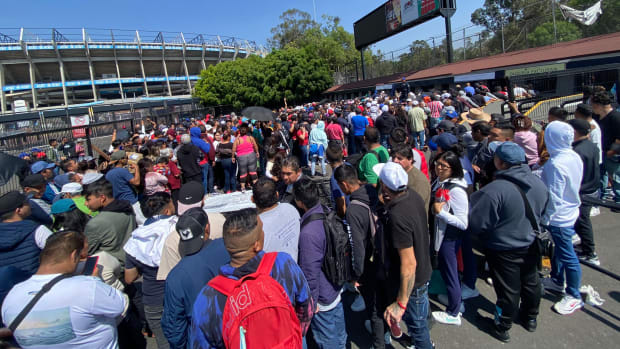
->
[372, 163, 386, 177]
[178, 239, 204, 258]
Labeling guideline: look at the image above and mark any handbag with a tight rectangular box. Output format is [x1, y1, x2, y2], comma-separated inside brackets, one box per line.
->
[507, 181, 554, 258]
[0, 274, 71, 338]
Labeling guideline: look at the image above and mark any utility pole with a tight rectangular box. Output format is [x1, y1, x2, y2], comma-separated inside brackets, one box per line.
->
[463, 28, 466, 60]
[501, 17, 505, 53]
[312, 0, 317, 23]
[551, 0, 558, 44]
[440, 5, 456, 63]
[360, 47, 366, 80]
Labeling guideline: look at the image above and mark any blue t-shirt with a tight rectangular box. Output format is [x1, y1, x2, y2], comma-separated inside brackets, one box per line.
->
[105, 167, 138, 204]
[330, 164, 350, 208]
[351, 115, 369, 136]
[162, 239, 230, 349]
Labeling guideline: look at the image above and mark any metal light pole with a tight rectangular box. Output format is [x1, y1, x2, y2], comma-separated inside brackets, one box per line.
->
[312, 0, 317, 23]
[551, 0, 558, 43]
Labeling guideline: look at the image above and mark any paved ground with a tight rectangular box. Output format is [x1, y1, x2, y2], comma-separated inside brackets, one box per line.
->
[148, 205, 619, 349]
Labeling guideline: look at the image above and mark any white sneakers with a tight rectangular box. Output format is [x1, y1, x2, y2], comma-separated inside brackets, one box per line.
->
[432, 311, 462, 326]
[590, 206, 600, 217]
[553, 295, 584, 315]
[437, 294, 465, 313]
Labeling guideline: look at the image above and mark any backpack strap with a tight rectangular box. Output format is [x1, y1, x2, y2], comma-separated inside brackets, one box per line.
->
[368, 149, 380, 162]
[349, 200, 376, 238]
[300, 213, 326, 229]
[256, 252, 278, 276]
[8, 274, 71, 332]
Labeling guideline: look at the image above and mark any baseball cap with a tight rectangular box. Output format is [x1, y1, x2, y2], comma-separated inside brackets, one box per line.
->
[568, 118, 591, 136]
[51, 198, 77, 215]
[437, 120, 456, 132]
[0, 191, 28, 216]
[372, 162, 408, 192]
[110, 150, 127, 161]
[495, 141, 526, 165]
[21, 174, 46, 189]
[412, 100, 419, 106]
[435, 133, 459, 151]
[445, 110, 458, 119]
[176, 207, 209, 257]
[178, 181, 204, 215]
[82, 172, 104, 185]
[61, 182, 83, 195]
[31, 161, 55, 174]
[181, 134, 191, 145]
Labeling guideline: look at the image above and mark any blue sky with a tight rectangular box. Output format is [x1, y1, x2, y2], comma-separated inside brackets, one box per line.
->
[0, 0, 485, 53]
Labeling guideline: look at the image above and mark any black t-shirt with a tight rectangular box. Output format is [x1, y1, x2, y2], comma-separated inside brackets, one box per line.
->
[125, 253, 165, 306]
[599, 110, 620, 153]
[384, 190, 432, 289]
[217, 142, 234, 159]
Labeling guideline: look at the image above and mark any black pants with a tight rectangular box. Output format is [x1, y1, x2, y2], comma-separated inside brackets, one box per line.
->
[486, 244, 541, 331]
[358, 267, 396, 349]
[354, 135, 365, 155]
[575, 192, 597, 255]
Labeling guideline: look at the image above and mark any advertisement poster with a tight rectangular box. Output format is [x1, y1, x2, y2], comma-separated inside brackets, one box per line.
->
[388, 0, 441, 32]
[70, 114, 89, 138]
[386, 0, 402, 33]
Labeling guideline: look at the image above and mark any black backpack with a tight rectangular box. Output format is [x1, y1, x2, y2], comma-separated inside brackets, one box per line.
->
[301, 205, 353, 287]
[309, 175, 334, 210]
[345, 149, 380, 172]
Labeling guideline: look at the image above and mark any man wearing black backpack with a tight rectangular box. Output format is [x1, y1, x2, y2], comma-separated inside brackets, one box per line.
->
[294, 178, 347, 348]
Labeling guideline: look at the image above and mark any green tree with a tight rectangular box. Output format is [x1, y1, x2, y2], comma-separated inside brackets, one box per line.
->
[193, 47, 332, 109]
[268, 9, 317, 49]
[528, 21, 582, 47]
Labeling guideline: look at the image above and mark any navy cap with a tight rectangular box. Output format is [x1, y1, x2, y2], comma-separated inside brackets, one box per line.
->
[495, 141, 526, 165]
[435, 133, 458, 151]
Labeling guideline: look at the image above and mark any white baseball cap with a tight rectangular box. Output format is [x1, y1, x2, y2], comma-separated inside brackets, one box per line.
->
[373, 162, 408, 192]
[61, 182, 83, 194]
[412, 100, 419, 106]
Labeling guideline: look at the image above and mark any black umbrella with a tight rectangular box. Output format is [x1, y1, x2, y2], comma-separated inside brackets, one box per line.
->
[0, 151, 29, 187]
[318, 98, 330, 105]
[241, 106, 276, 122]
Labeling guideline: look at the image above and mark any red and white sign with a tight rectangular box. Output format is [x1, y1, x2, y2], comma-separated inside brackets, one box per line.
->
[70, 115, 90, 138]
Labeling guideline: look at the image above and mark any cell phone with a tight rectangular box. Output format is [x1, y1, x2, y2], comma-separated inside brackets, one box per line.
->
[82, 256, 99, 276]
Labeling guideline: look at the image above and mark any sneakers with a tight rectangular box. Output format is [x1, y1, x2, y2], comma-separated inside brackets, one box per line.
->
[590, 206, 600, 217]
[553, 295, 584, 315]
[571, 234, 581, 245]
[437, 294, 465, 313]
[432, 311, 462, 326]
[519, 316, 537, 332]
[542, 277, 565, 294]
[350, 293, 366, 312]
[461, 285, 480, 300]
[578, 252, 601, 266]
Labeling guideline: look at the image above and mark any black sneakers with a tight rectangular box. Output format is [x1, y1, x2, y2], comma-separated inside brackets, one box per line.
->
[519, 317, 537, 332]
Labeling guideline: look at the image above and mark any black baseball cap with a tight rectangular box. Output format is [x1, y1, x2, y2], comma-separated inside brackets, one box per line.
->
[0, 191, 28, 216]
[177, 181, 204, 215]
[176, 207, 209, 257]
[21, 173, 46, 189]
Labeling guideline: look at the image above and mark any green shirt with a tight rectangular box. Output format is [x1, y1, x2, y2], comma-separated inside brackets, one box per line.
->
[358, 145, 390, 184]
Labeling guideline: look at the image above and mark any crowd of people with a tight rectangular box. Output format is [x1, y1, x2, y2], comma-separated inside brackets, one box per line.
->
[0, 81, 618, 349]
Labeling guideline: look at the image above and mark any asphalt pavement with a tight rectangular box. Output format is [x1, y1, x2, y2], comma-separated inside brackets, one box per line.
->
[147, 206, 619, 349]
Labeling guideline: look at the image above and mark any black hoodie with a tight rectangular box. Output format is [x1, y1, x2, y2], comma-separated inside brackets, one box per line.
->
[469, 164, 549, 251]
[177, 143, 202, 180]
[345, 184, 379, 280]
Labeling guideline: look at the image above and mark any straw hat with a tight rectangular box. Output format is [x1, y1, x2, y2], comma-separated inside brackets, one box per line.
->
[460, 108, 491, 124]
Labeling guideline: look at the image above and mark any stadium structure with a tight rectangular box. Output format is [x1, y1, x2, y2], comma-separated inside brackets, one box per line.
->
[0, 28, 267, 113]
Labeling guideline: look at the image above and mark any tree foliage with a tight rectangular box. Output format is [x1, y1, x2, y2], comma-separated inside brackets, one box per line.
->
[193, 47, 332, 110]
[528, 21, 582, 47]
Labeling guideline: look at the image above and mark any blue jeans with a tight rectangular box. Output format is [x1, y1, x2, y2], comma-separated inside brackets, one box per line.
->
[604, 158, 620, 203]
[438, 238, 462, 316]
[221, 157, 237, 192]
[548, 225, 582, 299]
[299, 144, 309, 168]
[403, 283, 433, 349]
[310, 302, 347, 349]
[411, 131, 425, 149]
[201, 163, 214, 194]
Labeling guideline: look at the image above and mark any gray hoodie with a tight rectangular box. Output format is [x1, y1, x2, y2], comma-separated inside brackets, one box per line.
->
[469, 164, 548, 251]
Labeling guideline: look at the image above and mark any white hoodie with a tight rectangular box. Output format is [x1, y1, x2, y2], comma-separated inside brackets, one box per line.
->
[432, 177, 469, 251]
[541, 121, 583, 227]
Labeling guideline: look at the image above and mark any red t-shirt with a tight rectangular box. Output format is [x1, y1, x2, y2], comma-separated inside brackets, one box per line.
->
[325, 123, 344, 141]
[296, 129, 309, 146]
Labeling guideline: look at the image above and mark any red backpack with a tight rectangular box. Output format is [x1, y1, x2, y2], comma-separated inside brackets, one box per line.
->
[208, 253, 302, 349]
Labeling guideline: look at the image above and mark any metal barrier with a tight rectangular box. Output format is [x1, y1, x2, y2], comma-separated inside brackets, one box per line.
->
[500, 94, 584, 122]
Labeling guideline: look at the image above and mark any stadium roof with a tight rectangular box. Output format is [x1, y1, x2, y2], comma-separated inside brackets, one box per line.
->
[326, 31, 620, 93]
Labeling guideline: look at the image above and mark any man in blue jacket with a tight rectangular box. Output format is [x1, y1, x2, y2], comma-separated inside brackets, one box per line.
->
[162, 207, 230, 349]
[294, 177, 347, 349]
[469, 142, 548, 342]
[190, 126, 213, 194]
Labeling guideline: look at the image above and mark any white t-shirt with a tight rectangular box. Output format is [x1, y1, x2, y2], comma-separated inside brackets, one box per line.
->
[34, 225, 53, 249]
[260, 203, 301, 262]
[589, 119, 603, 164]
[2, 274, 127, 349]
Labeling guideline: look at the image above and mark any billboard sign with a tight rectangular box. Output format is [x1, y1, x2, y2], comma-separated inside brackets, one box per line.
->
[354, 0, 453, 50]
